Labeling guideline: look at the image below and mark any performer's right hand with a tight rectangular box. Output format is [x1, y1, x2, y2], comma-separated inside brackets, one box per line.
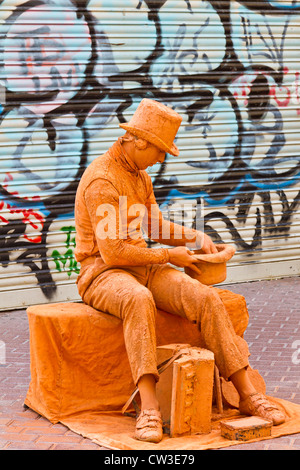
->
[167, 246, 202, 275]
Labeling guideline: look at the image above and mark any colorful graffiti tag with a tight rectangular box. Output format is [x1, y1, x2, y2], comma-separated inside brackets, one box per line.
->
[0, 0, 300, 299]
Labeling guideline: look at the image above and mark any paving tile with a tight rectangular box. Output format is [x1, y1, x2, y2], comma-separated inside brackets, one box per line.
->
[0, 276, 300, 450]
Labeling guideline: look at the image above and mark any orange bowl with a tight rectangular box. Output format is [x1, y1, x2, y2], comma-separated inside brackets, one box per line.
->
[184, 244, 236, 286]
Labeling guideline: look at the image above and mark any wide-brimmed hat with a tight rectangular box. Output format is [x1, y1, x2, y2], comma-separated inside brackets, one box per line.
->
[119, 99, 182, 156]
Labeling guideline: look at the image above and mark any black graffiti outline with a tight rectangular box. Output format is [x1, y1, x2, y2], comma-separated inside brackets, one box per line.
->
[204, 207, 262, 252]
[0, 0, 300, 296]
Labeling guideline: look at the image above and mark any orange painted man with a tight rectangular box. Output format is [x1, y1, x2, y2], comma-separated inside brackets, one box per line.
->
[75, 99, 285, 443]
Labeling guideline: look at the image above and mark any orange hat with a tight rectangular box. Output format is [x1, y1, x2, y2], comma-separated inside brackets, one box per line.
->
[119, 99, 182, 156]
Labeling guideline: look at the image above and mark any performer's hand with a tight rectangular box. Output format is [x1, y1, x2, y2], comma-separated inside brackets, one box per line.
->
[193, 232, 218, 254]
[201, 233, 218, 254]
[167, 246, 202, 275]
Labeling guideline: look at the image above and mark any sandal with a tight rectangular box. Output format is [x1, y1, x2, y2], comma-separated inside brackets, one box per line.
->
[239, 392, 285, 426]
[135, 409, 163, 443]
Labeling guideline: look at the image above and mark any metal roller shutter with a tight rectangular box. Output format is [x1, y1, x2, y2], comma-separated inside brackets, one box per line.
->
[0, 0, 299, 310]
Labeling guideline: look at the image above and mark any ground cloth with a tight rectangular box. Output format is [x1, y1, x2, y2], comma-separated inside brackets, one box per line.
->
[59, 398, 300, 450]
[24, 290, 300, 450]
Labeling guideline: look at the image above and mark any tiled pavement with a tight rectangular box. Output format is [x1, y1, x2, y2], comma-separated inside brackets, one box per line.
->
[0, 276, 299, 451]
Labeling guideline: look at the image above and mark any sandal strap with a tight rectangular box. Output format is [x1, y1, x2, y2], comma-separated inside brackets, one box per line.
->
[136, 409, 162, 430]
[240, 392, 285, 425]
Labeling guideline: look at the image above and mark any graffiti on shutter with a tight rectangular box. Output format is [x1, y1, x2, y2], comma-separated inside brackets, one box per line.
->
[0, 0, 300, 303]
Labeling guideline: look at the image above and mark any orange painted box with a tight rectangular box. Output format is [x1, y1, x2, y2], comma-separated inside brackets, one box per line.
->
[220, 416, 272, 441]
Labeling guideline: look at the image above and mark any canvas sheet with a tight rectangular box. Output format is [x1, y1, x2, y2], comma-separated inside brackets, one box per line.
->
[59, 397, 300, 450]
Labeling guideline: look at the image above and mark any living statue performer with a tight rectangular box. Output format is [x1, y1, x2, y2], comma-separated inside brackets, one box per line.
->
[74, 99, 285, 443]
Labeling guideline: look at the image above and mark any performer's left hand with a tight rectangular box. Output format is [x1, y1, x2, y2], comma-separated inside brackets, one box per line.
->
[194, 232, 218, 254]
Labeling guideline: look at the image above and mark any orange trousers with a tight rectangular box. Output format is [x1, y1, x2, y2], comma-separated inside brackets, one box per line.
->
[81, 263, 250, 385]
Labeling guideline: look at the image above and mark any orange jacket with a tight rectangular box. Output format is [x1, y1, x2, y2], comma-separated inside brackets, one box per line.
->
[75, 139, 197, 279]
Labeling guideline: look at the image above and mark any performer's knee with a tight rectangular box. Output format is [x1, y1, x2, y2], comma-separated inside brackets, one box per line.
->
[122, 285, 156, 323]
[192, 284, 224, 325]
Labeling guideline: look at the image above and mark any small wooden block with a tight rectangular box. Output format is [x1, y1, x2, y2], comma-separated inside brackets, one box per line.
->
[220, 416, 272, 441]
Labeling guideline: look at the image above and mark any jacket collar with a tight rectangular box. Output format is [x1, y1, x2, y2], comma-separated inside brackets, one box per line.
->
[110, 138, 140, 175]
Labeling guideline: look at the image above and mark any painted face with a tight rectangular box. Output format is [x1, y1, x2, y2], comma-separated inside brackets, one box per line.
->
[135, 143, 166, 170]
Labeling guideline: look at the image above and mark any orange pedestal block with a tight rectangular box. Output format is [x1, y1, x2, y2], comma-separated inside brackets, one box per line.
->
[24, 288, 249, 424]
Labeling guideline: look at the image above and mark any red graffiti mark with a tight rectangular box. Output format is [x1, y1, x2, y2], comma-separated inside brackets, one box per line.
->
[0, 200, 7, 224]
[0, 201, 45, 243]
[3, 172, 13, 183]
[29, 195, 42, 202]
[270, 85, 291, 107]
[23, 234, 42, 243]
[0, 199, 7, 223]
[3, 173, 19, 197]
[25, 38, 34, 74]
[1, 173, 43, 239]
[2, 173, 41, 202]
[0, 199, 9, 224]
[269, 68, 291, 108]
[295, 71, 300, 116]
